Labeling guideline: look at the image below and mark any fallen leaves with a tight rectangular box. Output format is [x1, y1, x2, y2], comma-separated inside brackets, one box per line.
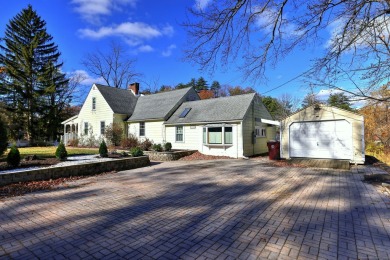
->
[0, 171, 117, 199]
[179, 151, 231, 161]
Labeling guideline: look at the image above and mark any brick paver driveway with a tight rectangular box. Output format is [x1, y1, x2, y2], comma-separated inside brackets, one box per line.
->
[1, 159, 390, 259]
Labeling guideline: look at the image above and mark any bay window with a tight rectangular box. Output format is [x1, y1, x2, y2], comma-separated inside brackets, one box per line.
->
[203, 125, 233, 145]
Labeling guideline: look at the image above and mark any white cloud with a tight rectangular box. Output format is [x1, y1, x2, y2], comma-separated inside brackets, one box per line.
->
[326, 15, 390, 50]
[254, 7, 302, 38]
[71, 0, 136, 24]
[194, 0, 212, 10]
[70, 70, 106, 86]
[79, 23, 174, 49]
[316, 89, 343, 99]
[138, 45, 154, 53]
[79, 22, 172, 39]
[162, 44, 177, 57]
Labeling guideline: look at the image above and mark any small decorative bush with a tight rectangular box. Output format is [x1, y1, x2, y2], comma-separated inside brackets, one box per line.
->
[104, 123, 123, 146]
[0, 118, 8, 156]
[99, 140, 108, 157]
[67, 138, 79, 147]
[164, 142, 172, 151]
[130, 147, 144, 157]
[140, 138, 153, 151]
[121, 134, 139, 149]
[152, 143, 163, 152]
[7, 145, 20, 167]
[55, 142, 68, 160]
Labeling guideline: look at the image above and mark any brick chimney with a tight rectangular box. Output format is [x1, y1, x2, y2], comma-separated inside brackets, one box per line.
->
[129, 82, 140, 95]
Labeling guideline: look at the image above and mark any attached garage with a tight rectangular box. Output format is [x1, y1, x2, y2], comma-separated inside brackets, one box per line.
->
[281, 105, 365, 164]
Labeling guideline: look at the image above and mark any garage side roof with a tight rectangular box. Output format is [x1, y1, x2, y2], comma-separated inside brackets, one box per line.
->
[281, 104, 364, 122]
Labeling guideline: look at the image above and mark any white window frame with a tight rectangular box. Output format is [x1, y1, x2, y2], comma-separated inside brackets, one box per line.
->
[255, 125, 266, 137]
[92, 97, 96, 110]
[100, 121, 105, 135]
[139, 122, 145, 137]
[203, 125, 233, 145]
[176, 126, 184, 142]
[84, 122, 89, 135]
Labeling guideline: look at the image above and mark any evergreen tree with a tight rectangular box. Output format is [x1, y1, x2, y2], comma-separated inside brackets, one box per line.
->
[99, 140, 108, 157]
[7, 145, 20, 167]
[262, 96, 283, 120]
[55, 142, 68, 160]
[0, 5, 69, 143]
[38, 62, 70, 141]
[0, 118, 8, 156]
[175, 83, 187, 89]
[187, 78, 197, 89]
[195, 77, 208, 91]
[327, 93, 354, 111]
[210, 81, 221, 97]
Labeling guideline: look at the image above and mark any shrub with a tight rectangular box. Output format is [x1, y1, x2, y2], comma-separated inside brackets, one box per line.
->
[0, 118, 8, 156]
[130, 147, 144, 157]
[7, 145, 20, 167]
[55, 142, 68, 160]
[67, 138, 79, 147]
[164, 142, 172, 151]
[79, 128, 99, 147]
[99, 140, 108, 157]
[121, 134, 139, 149]
[152, 143, 163, 152]
[104, 123, 123, 146]
[140, 138, 153, 151]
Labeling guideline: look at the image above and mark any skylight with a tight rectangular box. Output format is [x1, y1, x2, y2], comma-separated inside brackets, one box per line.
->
[179, 108, 191, 118]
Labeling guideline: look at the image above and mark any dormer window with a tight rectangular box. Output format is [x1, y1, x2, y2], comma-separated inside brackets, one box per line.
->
[92, 97, 96, 110]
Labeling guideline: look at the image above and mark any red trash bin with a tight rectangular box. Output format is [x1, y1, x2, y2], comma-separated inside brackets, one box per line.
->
[267, 141, 280, 160]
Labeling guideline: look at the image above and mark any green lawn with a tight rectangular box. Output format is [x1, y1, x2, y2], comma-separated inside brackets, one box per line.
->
[1, 146, 99, 159]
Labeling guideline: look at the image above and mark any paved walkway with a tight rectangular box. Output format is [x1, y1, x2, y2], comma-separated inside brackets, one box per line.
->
[0, 159, 390, 259]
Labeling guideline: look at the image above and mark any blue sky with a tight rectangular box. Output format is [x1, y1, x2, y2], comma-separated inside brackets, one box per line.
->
[0, 0, 339, 105]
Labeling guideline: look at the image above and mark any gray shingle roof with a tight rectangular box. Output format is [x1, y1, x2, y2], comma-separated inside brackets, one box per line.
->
[129, 87, 198, 121]
[166, 93, 272, 124]
[95, 84, 138, 115]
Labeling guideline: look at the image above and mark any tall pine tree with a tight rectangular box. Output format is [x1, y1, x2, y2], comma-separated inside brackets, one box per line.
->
[0, 5, 69, 143]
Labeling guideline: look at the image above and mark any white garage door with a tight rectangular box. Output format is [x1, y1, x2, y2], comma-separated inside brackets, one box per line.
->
[289, 120, 352, 159]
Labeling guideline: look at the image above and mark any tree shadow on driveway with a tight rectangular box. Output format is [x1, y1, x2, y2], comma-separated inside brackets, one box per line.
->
[0, 160, 390, 259]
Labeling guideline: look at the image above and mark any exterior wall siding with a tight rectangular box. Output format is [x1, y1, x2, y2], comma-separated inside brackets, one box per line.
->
[76, 85, 114, 140]
[166, 125, 201, 150]
[242, 96, 276, 156]
[280, 105, 365, 164]
[128, 121, 165, 144]
[166, 123, 242, 158]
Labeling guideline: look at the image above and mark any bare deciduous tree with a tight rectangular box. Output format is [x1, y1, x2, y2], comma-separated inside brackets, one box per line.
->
[184, 0, 390, 101]
[82, 41, 140, 88]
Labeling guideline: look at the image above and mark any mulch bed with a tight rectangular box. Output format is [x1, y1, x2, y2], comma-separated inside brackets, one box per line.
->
[179, 151, 231, 160]
[0, 171, 117, 199]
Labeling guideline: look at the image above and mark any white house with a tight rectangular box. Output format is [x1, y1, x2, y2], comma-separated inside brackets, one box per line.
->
[164, 93, 278, 158]
[62, 83, 278, 158]
[127, 87, 199, 144]
[62, 83, 139, 144]
[280, 104, 365, 164]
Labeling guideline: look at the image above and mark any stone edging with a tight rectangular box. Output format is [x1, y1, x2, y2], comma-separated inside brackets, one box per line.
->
[144, 150, 197, 161]
[0, 156, 150, 187]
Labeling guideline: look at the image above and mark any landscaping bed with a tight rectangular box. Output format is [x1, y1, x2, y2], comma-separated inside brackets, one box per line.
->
[179, 151, 231, 161]
[0, 157, 60, 172]
[144, 150, 197, 161]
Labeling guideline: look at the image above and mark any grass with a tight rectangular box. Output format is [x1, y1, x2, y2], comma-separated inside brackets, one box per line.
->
[1, 146, 99, 160]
